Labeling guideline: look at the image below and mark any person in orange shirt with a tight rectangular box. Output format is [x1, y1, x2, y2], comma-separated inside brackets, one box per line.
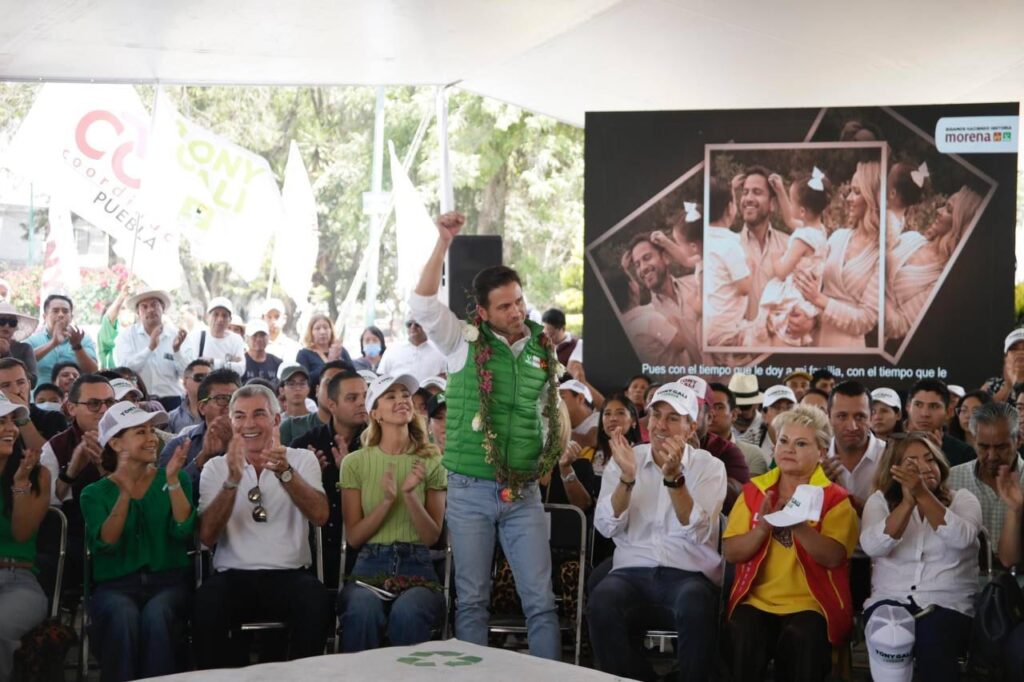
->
[724, 405, 859, 682]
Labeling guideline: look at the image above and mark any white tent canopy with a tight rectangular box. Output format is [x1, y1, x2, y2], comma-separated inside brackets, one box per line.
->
[3, 0, 1022, 126]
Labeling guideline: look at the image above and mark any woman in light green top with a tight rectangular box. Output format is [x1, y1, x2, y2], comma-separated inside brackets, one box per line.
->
[338, 374, 447, 652]
[80, 401, 194, 681]
[0, 394, 50, 682]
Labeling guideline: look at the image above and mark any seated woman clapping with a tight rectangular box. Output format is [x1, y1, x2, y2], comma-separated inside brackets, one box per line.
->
[337, 375, 446, 652]
[80, 402, 195, 682]
[723, 405, 859, 682]
[0, 394, 50, 682]
[860, 432, 981, 682]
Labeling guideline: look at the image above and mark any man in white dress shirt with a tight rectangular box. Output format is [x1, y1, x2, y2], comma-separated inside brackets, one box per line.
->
[112, 289, 189, 411]
[821, 381, 886, 513]
[193, 384, 329, 669]
[588, 382, 726, 681]
[376, 318, 447, 384]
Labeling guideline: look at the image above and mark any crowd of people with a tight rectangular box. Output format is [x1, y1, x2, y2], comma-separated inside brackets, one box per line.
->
[0, 212, 1022, 682]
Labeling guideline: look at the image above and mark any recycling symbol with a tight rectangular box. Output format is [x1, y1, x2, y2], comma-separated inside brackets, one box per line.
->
[396, 650, 483, 667]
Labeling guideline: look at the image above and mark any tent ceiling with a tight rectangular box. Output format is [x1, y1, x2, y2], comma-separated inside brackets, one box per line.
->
[2, 0, 1021, 126]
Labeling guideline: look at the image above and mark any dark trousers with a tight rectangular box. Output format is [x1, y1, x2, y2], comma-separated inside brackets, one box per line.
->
[587, 566, 720, 681]
[1006, 621, 1024, 682]
[865, 600, 972, 682]
[192, 569, 329, 669]
[729, 605, 831, 682]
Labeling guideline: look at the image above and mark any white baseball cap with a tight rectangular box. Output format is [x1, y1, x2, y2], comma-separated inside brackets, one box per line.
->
[764, 484, 824, 528]
[678, 375, 712, 405]
[357, 369, 379, 385]
[98, 401, 169, 447]
[763, 385, 798, 408]
[262, 298, 286, 315]
[1005, 328, 1024, 353]
[0, 391, 29, 421]
[871, 388, 902, 410]
[247, 319, 269, 336]
[558, 379, 593, 404]
[109, 378, 143, 402]
[366, 374, 420, 412]
[947, 384, 965, 399]
[206, 296, 234, 316]
[421, 376, 448, 393]
[646, 383, 699, 420]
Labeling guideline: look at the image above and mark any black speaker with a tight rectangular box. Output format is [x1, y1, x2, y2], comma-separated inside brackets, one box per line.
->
[446, 235, 503, 320]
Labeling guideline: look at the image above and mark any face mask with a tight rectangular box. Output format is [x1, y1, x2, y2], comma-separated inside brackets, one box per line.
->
[364, 343, 382, 358]
[36, 401, 63, 412]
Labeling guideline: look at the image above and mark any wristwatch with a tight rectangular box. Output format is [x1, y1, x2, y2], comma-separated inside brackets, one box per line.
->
[561, 471, 578, 484]
[663, 474, 686, 489]
[276, 466, 294, 484]
[58, 466, 78, 485]
[222, 480, 240, 491]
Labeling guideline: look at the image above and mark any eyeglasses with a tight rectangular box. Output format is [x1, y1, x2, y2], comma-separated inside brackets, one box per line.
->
[73, 398, 117, 412]
[247, 486, 268, 523]
[283, 379, 308, 388]
[0, 318, 18, 328]
[200, 395, 232, 407]
[190, 373, 209, 383]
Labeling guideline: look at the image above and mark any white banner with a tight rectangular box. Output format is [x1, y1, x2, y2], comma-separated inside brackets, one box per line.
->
[275, 140, 319, 310]
[390, 144, 437, 299]
[4, 83, 181, 290]
[40, 193, 81, 297]
[144, 93, 281, 282]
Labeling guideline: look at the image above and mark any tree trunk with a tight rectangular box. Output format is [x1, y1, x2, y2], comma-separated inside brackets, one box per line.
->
[476, 161, 508, 236]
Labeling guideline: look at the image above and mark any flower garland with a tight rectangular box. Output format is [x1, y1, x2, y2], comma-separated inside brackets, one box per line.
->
[466, 319, 563, 501]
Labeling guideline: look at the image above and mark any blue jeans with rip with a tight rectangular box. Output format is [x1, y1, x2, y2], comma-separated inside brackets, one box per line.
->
[445, 472, 560, 660]
[88, 569, 189, 682]
[337, 542, 444, 652]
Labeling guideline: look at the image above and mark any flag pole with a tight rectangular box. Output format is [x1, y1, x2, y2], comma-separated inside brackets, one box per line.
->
[129, 83, 163, 279]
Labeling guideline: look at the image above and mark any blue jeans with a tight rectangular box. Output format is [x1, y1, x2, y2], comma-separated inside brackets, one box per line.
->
[88, 569, 189, 682]
[0, 567, 48, 682]
[337, 543, 444, 652]
[445, 472, 560, 659]
[588, 566, 720, 681]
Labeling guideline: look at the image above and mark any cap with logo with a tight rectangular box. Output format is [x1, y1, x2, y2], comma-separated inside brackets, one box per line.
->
[870, 388, 902, 410]
[1005, 328, 1024, 353]
[421, 376, 448, 393]
[109, 378, 143, 402]
[558, 379, 593, 404]
[357, 369, 379, 385]
[646, 383, 699, 420]
[98, 401, 169, 447]
[366, 374, 420, 412]
[678, 375, 713, 406]
[763, 484, 824, 527]
[0, 391, 29, 422]
[728, 373, 763, 406]
[763, 385, 798, 408]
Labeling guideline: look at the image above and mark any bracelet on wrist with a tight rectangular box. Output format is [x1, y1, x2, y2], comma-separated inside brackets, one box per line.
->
[164, 482, 181, 492]
[10, 486, 30, 496]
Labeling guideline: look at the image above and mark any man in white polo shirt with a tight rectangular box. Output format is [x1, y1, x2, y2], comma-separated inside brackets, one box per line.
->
[589, 382, 726, 681]
[193, 383, 329, 669]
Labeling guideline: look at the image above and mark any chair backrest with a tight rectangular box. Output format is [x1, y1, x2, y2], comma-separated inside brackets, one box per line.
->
[43, 507, 68, 618]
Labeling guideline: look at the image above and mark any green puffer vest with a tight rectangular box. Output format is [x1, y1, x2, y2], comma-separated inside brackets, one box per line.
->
[443, 320, 552, 480]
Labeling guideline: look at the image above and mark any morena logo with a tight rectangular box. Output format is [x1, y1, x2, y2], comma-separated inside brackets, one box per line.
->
[74, 110, 147, 189]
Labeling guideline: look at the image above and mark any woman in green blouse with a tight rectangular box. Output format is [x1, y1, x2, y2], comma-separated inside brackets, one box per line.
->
[338, 374, 447, 652]
[0, 393, 50, 682]
[80, 402, 194, 682]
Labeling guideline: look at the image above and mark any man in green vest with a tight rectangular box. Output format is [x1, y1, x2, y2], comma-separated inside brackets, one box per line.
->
[410, 211, 561, 659]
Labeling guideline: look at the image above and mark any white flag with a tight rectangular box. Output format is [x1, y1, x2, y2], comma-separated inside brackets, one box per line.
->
[390, 144, 438, 298]
[4, 83, 181, 291]
[144, 93, 281, 282]
[41, 193, 81, 298]
[275, 141, 319, 310]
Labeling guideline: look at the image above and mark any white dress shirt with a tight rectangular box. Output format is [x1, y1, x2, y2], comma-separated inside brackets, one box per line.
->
[860, 488, 982, 615]
[113, 322, 189, 398]
[377, 339, 448, 383]
[198, 447, 324, 572]
[827, 433, 887, 503]
[596, 443, 727, 584]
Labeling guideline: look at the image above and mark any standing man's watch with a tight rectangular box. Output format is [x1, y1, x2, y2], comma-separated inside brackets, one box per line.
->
[276, 466, 294, 484]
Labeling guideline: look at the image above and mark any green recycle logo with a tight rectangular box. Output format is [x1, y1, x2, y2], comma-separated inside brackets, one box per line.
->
[396, 651, 484, 667]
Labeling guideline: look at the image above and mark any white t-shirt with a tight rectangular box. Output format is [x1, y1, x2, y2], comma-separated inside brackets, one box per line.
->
[573, 410, 600, 435]
[186, 329, 246, 375]
[705, 226, 751, 344]
[377, 340, 448, 383]
[198, 447, 324, 572]
[568, 339, 583, 366]
[266, 334, 302, 364]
